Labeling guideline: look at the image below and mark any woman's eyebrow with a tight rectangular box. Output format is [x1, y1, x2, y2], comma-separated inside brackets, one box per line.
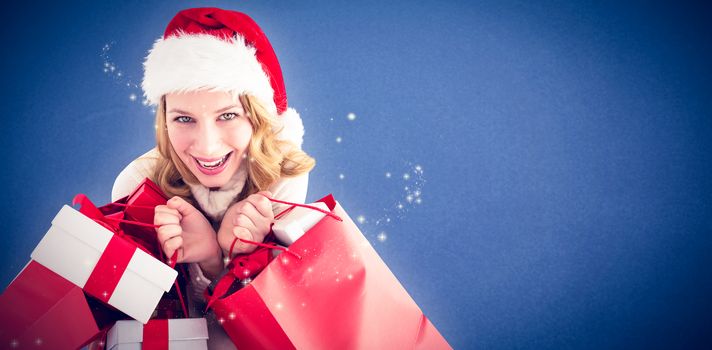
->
[214, 104, 241, 114]
[168, 105, 242, 115]
[167, 108, 193, 115]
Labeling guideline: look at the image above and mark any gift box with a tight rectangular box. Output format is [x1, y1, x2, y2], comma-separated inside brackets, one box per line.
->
[106, 318, 208, 350]
[206, 195, 451, 349]
[31, 204, 177, 324]
[0, 261, 124, 350]
[272, 202, 328, 245]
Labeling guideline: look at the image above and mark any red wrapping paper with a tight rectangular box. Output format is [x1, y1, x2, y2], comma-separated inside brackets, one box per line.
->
[207, 194, 451, 349]
[0, 261, 123, 350]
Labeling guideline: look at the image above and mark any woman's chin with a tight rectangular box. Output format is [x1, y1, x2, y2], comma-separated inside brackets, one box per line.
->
[192, 168, 236, 189]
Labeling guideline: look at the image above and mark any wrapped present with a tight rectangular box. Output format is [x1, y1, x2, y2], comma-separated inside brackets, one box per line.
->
[31, 204, 177, 324]
[106, 318, 208, 350]
[206, 195, 451, 349]
[272, 202, 328, 245]
[0, 261, 124, 350]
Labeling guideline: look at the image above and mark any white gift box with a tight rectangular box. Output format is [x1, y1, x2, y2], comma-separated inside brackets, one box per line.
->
[31, 205, 177, 324]
[106, 318, 209, 350]
[272, 202, 329, 245]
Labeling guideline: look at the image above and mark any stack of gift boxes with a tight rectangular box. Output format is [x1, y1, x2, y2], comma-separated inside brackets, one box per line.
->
[0, 179, 209, 349]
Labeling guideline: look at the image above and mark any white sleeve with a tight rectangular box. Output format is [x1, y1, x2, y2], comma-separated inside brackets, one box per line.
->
[111, 148, 160, 201]
[268, 172, 310, 214]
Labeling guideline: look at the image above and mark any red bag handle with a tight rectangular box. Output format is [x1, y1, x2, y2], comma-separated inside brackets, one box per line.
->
[226, 195, 343, 261]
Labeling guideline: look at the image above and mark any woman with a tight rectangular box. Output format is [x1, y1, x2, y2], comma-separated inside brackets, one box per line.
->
[111, 7, 314, 348]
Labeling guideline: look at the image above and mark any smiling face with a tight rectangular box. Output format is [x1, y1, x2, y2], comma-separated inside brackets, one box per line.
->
[165, 90, 253, 189]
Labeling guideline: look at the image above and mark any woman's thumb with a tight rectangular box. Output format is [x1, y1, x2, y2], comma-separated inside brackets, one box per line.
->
[166, 196, 198, 217]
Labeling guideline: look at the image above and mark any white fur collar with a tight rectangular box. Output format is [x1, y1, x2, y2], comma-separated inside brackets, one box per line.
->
[188, 158, 248, 221]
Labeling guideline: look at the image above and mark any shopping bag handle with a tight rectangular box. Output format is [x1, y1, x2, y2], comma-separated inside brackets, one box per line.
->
[73, 194, 189, 319]
[226, 195, 343, 260]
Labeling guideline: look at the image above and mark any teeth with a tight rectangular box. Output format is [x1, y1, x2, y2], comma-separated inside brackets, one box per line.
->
[197, 154, 229, 169]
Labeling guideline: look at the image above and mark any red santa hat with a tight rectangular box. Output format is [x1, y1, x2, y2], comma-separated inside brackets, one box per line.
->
[142, 7, 304, 147]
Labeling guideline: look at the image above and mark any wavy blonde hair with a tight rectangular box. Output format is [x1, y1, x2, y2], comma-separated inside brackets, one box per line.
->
[152, 93, 315, 205]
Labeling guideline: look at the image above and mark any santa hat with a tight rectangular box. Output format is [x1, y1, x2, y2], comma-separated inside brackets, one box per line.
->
[142, 7, 304, 148]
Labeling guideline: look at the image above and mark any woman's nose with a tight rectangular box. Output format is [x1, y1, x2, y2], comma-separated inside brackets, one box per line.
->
[193, 122, 223, 156]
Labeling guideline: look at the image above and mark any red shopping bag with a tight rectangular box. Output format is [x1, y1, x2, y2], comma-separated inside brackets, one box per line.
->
[0, 261, 124, 350]
[206, 194, 451, 349]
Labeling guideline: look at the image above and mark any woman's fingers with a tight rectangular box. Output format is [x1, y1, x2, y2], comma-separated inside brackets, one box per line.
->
[162, 236, 184, 261]
[166, 196, 199, 218]
[230, 226, 257, 255]
[245, 191, 274, 219]
[154, 205, 181, 225]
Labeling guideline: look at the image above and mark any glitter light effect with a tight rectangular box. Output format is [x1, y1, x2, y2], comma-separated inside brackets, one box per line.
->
[101, 42, 153, 112]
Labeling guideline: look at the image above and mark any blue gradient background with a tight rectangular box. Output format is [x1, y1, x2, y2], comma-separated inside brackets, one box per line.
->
[1, 1, 711, 349]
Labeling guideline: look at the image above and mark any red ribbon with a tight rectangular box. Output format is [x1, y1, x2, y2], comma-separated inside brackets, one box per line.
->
[206, 246, 274, 310]
[72, 193, 188, 318]
[143, 319, 169, 350]
[83, 234, 136, 303]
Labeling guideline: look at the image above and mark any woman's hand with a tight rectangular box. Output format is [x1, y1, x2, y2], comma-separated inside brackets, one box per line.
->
[154, 196, 222, 277]
[218, 191, 275, 258]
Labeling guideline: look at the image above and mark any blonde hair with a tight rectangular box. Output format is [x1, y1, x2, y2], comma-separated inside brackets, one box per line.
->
[152, 93, 315, 205]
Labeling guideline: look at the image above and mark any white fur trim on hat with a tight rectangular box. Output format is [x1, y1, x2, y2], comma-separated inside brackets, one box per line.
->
[142, 33, 277, 116]
[274, 108, 305, 148]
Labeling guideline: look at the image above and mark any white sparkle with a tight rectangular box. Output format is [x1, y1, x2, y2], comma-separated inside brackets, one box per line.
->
[385, 172, 391, 178]
[347, 274, 353, 280]
[405, 186, 409, 191]
[347, 112, 356, 121]
[414, 190, 421, 197]
[415, 164, 423, 172]
[223, 257, 231, 265]
[386, 218, 391, 223]
[357, 215, 366, 224]
[103, 68, 108, 73]
[243, 269, 251, 277]
[415, 198, 422, 204]
[330, 117, 334, 121]
[276, 302, 283, 310]
[102, 291, 108, 298]
[336, 277, 340, 282]
[229, 312, 236, 320]
[9, 339, 18, 348]
[218, 317, 225, 324]
[307, 267, 313, 273]
[397, 203, 404, 210]
[301, 302, 307, 307]
[406, 195, 414, 203]
[403, 173, 411, 180]
[142, 99, 149, 106]
[339, 173, 345, 180]
[104, 62, 109, 67]
[129, 93, 137, 101]
[281, 257, 289, 264]
[110, 66, 115, 72]
[378, 232, 387, 242]
[117, 72, 122, 77]
[241, 278, 252, 286]
[35, 338, 42, 346]
[336, 136, 342, 143]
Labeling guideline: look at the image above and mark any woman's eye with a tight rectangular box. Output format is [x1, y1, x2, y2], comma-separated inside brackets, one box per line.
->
[174, 116, 193, 123]
[219, 112, 238, 121]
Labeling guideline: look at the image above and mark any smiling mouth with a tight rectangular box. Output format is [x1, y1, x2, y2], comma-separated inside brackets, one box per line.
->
[194, 152, 233, 170]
